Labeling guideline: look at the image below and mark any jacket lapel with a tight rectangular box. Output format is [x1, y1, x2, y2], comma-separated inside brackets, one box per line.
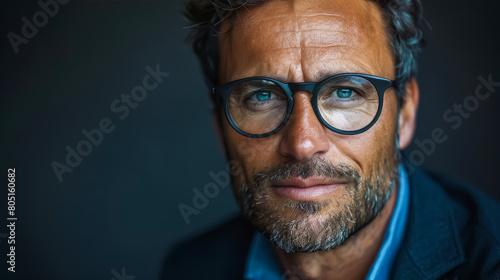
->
[391, 168, 466, 279]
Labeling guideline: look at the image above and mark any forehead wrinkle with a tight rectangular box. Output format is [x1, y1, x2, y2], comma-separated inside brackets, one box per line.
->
[294, 10, 355, 82]
[293, 6, 305, 82]
[220, 0, 394, 82]
[277, 29, 356, 49]
[230, 4, 367, 55]
[244, 12, 349, 34]
[295, 9, 382, 81]
[260, 45, 350, 51]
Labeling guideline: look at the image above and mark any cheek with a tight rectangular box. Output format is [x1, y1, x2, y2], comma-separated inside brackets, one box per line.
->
[222, 122, 281, 185]
[332, 90, 399, 173]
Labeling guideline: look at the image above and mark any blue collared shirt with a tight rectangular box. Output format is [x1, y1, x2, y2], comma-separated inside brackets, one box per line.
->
[244, 165, 410, 280]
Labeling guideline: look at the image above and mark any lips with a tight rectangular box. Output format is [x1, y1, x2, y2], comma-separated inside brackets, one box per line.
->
[271, 177, 345, 200]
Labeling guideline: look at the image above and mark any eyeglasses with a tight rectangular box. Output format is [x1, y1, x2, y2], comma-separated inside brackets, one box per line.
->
[212, 73, 396, 138]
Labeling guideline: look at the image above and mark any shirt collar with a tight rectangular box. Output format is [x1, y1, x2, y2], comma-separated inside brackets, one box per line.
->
[244, 164, 410, 280]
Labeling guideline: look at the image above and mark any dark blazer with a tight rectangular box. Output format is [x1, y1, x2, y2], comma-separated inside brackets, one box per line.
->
[163, 168, 500, 279]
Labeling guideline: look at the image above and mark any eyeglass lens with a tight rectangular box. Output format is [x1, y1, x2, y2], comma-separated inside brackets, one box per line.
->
[227, 75, 380, 135]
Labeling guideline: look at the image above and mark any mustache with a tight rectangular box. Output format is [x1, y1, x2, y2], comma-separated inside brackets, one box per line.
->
[253, 156, 362, 187]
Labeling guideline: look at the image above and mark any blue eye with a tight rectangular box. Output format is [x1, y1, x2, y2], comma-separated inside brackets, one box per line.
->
[253, 91, 272, 101]
[336, 88, 353, 98]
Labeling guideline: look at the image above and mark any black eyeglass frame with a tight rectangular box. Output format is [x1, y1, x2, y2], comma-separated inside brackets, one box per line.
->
[212, 73, 397, 138]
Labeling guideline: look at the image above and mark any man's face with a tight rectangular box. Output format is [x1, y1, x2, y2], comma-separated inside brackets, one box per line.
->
[218, 0, 400, 253]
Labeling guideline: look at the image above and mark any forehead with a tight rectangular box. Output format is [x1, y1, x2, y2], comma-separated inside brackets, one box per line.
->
[218, 0, 394, 83]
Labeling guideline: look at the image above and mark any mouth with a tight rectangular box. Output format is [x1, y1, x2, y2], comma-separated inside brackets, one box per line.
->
[271, 177, 346, 200]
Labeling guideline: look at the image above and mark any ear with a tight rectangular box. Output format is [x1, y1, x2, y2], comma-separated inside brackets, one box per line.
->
[398, 78, 419, 150]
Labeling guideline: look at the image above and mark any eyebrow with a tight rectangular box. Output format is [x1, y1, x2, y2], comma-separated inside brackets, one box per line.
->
[259, 71, 344, 84]
[245, 70, 366, 84]
[313, 70, 347, 82]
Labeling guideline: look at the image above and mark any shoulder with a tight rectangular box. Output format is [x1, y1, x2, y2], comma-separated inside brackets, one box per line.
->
[161, 215, 254, 280]
[425, 170, 500, 244]
[428, 171, 500, 278]
[404, 168, 500, 279]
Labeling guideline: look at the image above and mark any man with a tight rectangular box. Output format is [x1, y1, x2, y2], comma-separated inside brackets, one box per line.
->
[164, 0, 500, 279]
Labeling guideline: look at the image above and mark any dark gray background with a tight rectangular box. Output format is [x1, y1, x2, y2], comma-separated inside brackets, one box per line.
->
[1, 0, 499, 279]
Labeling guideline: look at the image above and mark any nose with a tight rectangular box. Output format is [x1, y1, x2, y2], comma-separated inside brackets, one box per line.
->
[278, 92, 330, 161]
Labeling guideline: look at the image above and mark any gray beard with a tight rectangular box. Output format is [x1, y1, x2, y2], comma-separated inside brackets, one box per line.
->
[232, 154, 399, 253]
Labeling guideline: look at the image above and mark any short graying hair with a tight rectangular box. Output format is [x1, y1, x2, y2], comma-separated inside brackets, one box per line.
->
[184, 0, 424, 98]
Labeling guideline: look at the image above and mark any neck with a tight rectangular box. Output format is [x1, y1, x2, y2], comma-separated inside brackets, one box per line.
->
[274, 184, 399, 280]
